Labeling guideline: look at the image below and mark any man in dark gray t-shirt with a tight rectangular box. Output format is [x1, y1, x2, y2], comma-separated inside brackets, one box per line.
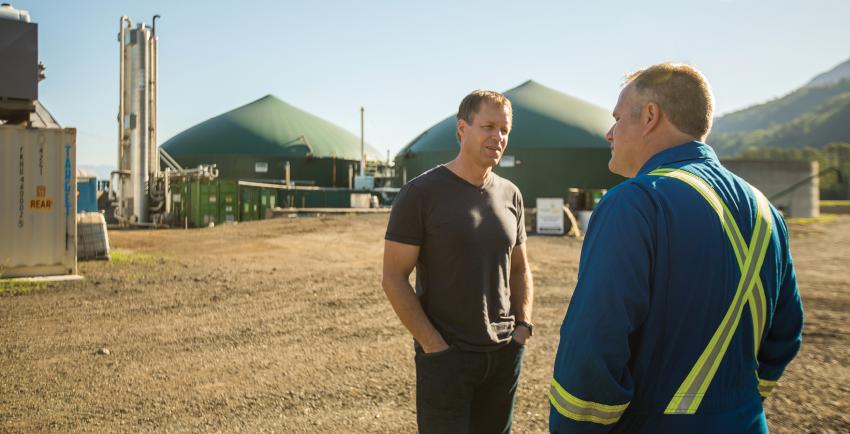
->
[382, 90, 534, 433]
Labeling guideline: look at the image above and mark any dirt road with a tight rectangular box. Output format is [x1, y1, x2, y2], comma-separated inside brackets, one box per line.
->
[2, 214, 848, 433]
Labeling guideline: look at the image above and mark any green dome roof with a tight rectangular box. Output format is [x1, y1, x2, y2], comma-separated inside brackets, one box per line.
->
[161, 95, 382, 160]
[400, 80, 612, 154]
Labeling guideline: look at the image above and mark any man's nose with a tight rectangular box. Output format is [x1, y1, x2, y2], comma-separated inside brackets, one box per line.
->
[606, 126, 614, 142]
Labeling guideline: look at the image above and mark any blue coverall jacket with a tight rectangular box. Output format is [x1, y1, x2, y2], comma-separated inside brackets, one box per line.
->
[550, 142, 804, 434]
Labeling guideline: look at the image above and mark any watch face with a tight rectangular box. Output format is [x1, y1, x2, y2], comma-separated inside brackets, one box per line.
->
[517, 321, 533, 335]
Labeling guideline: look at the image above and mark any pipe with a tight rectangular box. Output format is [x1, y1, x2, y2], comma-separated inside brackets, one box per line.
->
[285, 161, 291, 187]
[149, 198, 165, 212]
[133, 21, 149, 225]
[164, 168, 171, 215]
[149, 15, 160, 179]
[115, 215, 168, 228]
[118, 16, 131, 185]
[159, 147, 183, 171]
[768, 167, 843, 202]
[118, 16, 132, 226]
[360, 107, 365, 177]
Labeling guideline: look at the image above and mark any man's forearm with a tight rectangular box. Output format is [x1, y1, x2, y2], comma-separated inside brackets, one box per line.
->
[381, 275, 447, 352]
[510, 266, 534, 322]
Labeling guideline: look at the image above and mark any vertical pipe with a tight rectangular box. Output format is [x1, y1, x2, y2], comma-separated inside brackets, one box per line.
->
[149, 15, 160, 179]
[360, 107, 365, 177]
[118, 17, 131, 170]
[134, 23, 149, 224]
[285, 161, 291, 187]
[117, 16, 131, 220]
[164, 168, 170, 214]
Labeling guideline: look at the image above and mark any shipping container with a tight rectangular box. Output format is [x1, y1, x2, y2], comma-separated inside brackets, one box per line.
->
[169, 179, 239, 227]
[0, 126, 77, 278]
[240, 186, 260, 221]
[194, 179, 219, 227]
[218, 180, 238, 224]
[168, 180, 191, 227]
[259, 188, 276, 218]
[76, 170, 98, 213]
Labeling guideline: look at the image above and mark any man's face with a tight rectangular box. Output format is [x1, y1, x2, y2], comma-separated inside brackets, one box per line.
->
[457, 102, 512, 169]
[606, 84, 646, 178]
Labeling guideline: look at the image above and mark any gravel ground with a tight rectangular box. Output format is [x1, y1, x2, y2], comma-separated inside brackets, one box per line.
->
[1, 214, 848, 433]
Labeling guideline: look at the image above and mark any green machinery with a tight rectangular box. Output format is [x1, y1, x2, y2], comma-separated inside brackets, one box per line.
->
[168, 179, 382, 227]
[169, 179, 239, 227]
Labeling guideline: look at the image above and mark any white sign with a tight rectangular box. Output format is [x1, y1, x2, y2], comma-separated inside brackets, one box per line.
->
[255, 162, 269, 173]
[350, 193, 371, 208]
[536, 198, 564, 235]
[499, 155, 515, 167]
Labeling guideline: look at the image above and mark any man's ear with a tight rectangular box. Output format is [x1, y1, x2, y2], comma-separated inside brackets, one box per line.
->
[457, 119, 467, 143]
[642, 102, 661, 136]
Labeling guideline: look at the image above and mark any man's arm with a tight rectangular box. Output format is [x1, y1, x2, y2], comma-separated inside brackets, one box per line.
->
[756, 214, 804, 399]
[381, 239, 448, 353]
[510, 242, 534, 344]
[550, 184, 653, 433]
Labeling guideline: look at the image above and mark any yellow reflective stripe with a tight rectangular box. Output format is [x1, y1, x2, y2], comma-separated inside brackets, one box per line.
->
[549, 378, 629, 425]
[664, 173, 772, 414]
[653, 168, 770, 354]
[750, 189, 772, 354]
[749, 279, 768, 354]
[746, 292, 760, 353]
[650, 168, 745, 267]
[758, 378, 778, 397]
[650, 169, 773, 414]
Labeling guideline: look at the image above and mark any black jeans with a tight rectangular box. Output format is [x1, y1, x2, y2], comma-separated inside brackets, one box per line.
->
[415, 341, 525, 434]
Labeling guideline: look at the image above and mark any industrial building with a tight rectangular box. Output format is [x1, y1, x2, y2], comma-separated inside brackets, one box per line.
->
[160, 95, 384, 187]
[723, 159, 820, 218]
[157, 95, 391, 227]
[395, 80, 625, 211]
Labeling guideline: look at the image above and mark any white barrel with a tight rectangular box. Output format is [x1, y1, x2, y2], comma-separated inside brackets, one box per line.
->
[576, 210, 593, 232]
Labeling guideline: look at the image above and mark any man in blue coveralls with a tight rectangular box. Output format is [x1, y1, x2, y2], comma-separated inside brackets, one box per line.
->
[549, 63, 804, 433]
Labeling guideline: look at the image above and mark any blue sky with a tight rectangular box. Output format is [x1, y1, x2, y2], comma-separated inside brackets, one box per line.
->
[14, 0, 850, 167]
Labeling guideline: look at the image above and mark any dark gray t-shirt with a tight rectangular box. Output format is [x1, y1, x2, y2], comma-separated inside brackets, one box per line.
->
[385, 165, 527, 352]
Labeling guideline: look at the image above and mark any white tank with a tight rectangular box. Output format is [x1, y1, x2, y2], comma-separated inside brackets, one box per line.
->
[115, 17, 158, 225]
[0, 3, 31, 22]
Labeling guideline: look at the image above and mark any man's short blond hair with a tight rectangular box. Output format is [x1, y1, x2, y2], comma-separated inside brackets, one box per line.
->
[456, 90, 512, 143]
[457, 90, 512, 125]
[626, 63, 714, 138]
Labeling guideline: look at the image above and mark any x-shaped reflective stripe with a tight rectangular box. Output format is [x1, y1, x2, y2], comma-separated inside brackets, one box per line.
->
[649, 168, 772, 415]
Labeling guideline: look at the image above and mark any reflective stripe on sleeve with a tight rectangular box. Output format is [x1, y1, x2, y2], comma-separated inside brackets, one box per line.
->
[549, 378, 629, 425]
[758, 378, 778, 397]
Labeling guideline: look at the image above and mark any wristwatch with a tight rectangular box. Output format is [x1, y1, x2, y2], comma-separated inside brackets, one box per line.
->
[515, 320, 534, 336]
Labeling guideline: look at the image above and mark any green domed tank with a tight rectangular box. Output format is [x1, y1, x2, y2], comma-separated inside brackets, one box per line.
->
[161, 95, 382, 187]
[395, 80, 625, 203]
